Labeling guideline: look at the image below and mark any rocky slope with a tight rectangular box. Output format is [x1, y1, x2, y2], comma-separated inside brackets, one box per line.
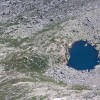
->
[0, 0, 100, 100]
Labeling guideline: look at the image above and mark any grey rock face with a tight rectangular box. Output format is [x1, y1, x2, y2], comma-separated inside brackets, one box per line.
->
[0, 0, 96, 23]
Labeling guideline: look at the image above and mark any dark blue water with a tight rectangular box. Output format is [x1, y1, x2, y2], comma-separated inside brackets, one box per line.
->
[67, 40, 100, 71]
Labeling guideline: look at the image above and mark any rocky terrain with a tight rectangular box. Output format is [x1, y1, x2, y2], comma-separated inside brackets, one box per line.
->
[0, 0, 100, 100]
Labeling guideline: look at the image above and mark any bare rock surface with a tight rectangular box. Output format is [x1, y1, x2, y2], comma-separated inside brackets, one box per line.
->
[0, 0, 100, 100]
